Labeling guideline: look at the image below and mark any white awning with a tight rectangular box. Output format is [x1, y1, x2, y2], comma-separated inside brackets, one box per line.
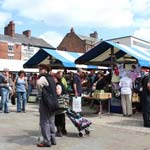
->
[0, 59, 38, 72]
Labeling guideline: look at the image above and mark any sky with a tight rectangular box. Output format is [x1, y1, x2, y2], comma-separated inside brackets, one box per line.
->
[0, 0, 150, 48]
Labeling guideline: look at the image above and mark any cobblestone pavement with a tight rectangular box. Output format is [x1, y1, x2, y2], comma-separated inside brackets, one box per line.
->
[0, 103, 150, 150]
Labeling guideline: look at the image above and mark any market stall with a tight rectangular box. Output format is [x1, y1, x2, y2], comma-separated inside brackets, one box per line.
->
[75, 40, 150, 114]
[23, 48, 108, 70]
[75, 41, 150, 67]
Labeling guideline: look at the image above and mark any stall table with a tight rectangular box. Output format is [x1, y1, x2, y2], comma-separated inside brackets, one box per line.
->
[82, 93, 112, 117]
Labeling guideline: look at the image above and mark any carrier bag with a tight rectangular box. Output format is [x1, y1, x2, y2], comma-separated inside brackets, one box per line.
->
[72, 96, 82, 112]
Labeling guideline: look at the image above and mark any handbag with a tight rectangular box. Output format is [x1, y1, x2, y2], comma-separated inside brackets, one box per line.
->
[58, 95, 69, 109]
[41, 74, 59, 113]
[42, 86, 59, 112]
[11, 93, 16, 105]
[132, 92, 140, 103]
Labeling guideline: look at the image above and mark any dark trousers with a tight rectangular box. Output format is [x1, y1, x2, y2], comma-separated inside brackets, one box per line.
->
[142, 94, 150, 127]
[55, 113, 66, 132]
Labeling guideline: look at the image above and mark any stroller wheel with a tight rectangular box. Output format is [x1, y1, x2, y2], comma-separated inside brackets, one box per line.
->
[85, 129, 90, 135]
[79, 132, 83, 137]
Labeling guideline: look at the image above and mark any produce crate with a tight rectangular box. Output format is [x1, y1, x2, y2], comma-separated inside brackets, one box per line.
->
[93, 93, 112, 99]
[132, 93, 140, 103]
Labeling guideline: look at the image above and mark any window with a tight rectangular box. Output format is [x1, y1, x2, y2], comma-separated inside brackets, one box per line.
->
[8, 55, 14, 59]
[8, 44, 14, 51]
[8, 53, 14, 59]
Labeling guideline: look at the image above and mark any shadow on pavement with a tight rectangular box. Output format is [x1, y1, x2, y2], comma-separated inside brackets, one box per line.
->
[108, 119, 143, 127]
[4, 134, 37, 146]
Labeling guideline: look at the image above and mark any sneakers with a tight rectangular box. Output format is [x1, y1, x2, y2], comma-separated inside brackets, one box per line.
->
[123, 114, 132, 117]
[56, 131, 63, 137]
[37, 140, 56, 147]
[37, 142, 51, 147]
[62, 129, 68, 135]
[51, 139, 56, 145]
[4, 111, 10, 113]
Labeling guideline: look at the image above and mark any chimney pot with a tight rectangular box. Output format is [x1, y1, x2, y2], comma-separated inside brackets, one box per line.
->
[4, 26, 8, 35]
[8, 20, 15, 37]
[70, 27, 74, 33]
[23, 30, 31, 38]
[90, 31, 98, 39]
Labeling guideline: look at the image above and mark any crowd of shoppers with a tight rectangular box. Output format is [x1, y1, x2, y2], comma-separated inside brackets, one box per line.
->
[0, 64, 150, 149]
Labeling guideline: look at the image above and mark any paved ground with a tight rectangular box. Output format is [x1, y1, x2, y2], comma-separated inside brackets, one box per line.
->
[1, 102, 150, 150]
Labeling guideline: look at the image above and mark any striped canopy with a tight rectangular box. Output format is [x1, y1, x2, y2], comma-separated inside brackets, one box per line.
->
[23, 48, 108, 69]
[75, 41, 150, 67]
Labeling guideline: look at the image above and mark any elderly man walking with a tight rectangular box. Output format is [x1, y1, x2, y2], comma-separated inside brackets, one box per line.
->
[36, 64, 58, 147]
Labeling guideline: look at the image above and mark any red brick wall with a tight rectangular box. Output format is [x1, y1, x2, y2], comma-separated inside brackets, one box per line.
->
[0, 42, 21, 59]
[0, 42, 8, 58]
[57, 32, 86, 53]
[14, 44, 21, 59]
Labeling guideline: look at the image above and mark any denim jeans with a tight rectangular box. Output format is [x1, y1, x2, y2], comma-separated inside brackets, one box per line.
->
[0, 88, 10, 113]
[16, 92, 27, 112]
[27, 84, 32, 98]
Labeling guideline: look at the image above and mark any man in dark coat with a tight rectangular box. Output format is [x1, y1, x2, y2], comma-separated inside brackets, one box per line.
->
[36, 64, 57, 147]
[141, 74, 150, 127]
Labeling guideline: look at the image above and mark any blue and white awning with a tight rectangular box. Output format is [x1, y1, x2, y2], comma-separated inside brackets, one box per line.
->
[75, 41, 150, 67]
[23, 48, 108, 69]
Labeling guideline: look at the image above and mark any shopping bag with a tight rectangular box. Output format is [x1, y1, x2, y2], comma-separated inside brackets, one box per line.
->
[72, 96, 82, 112]
[132, 93, 140, 103]
[57, 95, 69, 109]
[11, 94, 16, 105]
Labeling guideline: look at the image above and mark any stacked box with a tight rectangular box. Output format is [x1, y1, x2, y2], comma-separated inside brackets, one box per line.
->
[132, 93, 140, 103]
[93, 93, 112, 100]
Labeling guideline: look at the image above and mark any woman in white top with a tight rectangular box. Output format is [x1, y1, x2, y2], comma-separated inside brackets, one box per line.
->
[119, 71, 133, 116]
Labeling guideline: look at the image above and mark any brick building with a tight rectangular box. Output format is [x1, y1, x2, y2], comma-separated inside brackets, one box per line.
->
[0, 21, 54, 61]
[57, 28, 99, 53]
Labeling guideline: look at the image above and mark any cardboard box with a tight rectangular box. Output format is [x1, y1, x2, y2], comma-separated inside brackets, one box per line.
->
[132, 93, 140, 103]
[93, 93, 112, 100]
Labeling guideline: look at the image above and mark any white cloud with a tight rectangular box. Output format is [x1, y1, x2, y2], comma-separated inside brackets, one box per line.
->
[1, 0, 134, 28]
[14, 20, 23, 26]
[134, 28, 150, 42]
[39, 31, 63, 47]
[134, 19, 150, 28]
[131, 0, 150, 14]
[0, 11, 11, 26]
